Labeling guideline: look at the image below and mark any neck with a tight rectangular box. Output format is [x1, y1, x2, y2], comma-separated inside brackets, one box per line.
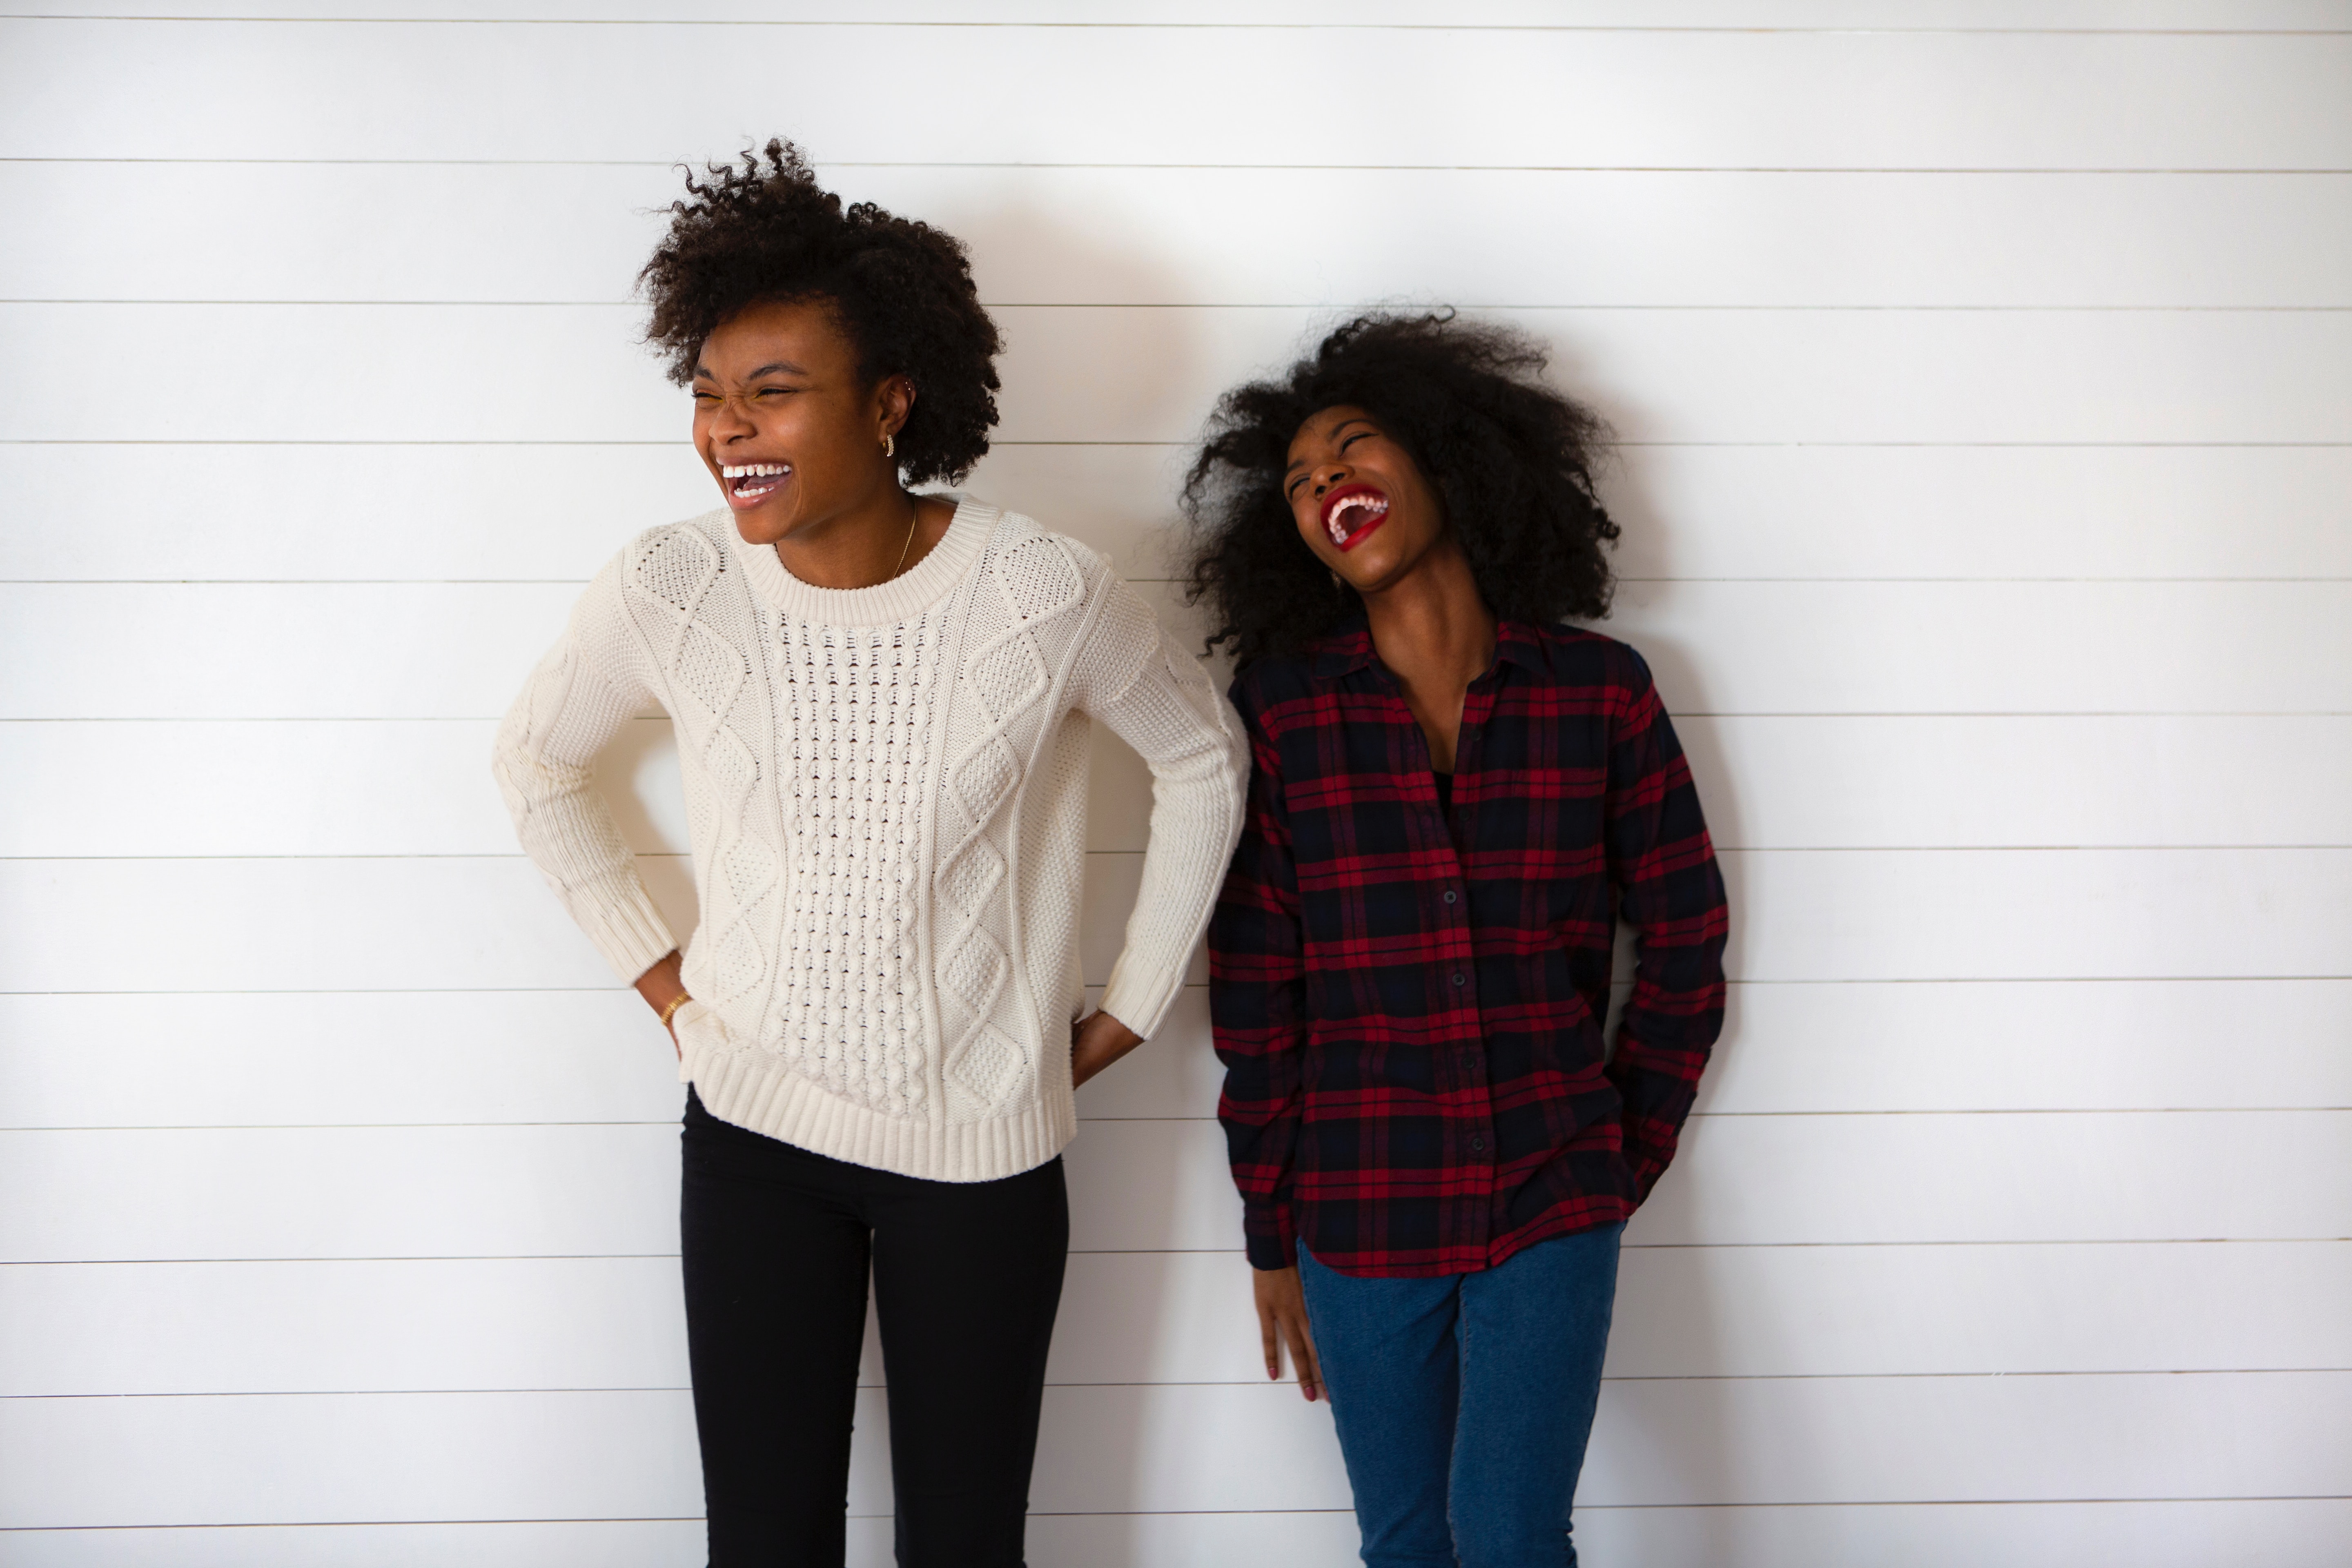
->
[1361, 538, 1496, 687]
[771, 472, 926, 591]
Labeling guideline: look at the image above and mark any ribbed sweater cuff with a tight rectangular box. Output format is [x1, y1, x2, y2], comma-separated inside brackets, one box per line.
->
[586, 891, 679, 985]
[1099, 948, 1188, 1041]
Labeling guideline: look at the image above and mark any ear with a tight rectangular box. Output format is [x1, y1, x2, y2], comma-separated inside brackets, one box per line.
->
[877, 374, 918, 438]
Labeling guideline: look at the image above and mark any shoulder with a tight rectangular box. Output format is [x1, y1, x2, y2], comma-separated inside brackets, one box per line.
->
[1225, 648, 1327, 739]
[970, 503, 1115, 595]
[605, 508, 740, 609]
[1511, 622, 1674, 738]
[962, 501, 1156, 665]
[1516, 621, 1657, 693]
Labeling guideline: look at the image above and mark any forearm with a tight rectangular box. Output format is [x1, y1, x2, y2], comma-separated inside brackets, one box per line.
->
[633, 949, 688, 1019]
[1071, 1008, 1145, 1088]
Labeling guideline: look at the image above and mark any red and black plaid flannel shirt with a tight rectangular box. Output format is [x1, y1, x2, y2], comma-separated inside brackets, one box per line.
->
[1210, 615, 1729, 1277]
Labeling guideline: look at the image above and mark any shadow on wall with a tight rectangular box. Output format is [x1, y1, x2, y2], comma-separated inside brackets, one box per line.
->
[1580, 378, 1751, 1557]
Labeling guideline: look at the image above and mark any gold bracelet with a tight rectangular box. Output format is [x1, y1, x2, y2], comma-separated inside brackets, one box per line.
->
[658, 992, 693, 1029]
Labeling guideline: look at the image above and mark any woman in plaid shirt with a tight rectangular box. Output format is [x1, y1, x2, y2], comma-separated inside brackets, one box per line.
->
[1183, 313, 1729, 1568]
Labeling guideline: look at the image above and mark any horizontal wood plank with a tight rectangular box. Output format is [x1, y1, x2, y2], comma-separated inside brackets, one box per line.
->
[2, 1111, 2344, 1262]
[9, 304, 2352, 447]
[6, 847, 2346, 995]
[3, 1372, 2345, 1526]
[9, 579, 2350, 719]
[10, 163, 2350, 309]
[6, 978, 2348, 1130]
[7, 1500, 2352, 1568]
[6, 1241, 2344, 1398]
[10, 714, 2351, 860]
[10, 443, 2350, 586]
[5, 1, 2347, 28]
[6, 23, 2348, 169]
[6, 1500, 2348, 1568]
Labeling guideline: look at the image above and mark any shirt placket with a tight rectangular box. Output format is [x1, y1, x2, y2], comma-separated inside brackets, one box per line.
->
[1438, 673, 1503, 1261]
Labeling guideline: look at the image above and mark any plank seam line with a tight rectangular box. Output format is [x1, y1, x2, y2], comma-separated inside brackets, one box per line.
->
[16, 299, 2352, 313]
[9, 158, 2352, 174]
[11, 1368, 2351, 1403]
[7, 16, 2352, 33]
[11, 844, 2352, 860]
[8, 1107, 2348, 1131]
[5, 439, 2350, 450]
[9, 713, 2352, 723]
[4, 1500, 2350, 1533]
[5, 977, 2340, 996]
[10, 1238, 2348, 1268]
[15, 577, 2352, 586]
[11, 976, 2352, 995]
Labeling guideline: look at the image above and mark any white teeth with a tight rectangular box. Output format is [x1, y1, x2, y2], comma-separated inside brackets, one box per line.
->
[1324, 492, 1388, 542]
[720, 462, 790, 479]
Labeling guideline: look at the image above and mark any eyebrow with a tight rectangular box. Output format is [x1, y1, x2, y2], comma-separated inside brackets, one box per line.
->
[693, 359, 810, 381]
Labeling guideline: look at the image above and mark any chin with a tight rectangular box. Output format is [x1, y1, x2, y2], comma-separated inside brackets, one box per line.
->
[1336, 548, 1411, 592]
[732, 509, 791, 547]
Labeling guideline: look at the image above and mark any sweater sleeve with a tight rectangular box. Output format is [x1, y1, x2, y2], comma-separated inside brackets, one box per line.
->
[1069, 572, 1249, 1040]
[490, 554, 680, 984]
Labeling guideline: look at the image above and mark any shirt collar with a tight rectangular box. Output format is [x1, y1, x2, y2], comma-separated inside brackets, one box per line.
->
[1305, 612, 1552, 683]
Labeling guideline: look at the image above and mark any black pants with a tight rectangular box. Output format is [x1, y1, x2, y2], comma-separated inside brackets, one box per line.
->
[680, 1089, 1069, 1568]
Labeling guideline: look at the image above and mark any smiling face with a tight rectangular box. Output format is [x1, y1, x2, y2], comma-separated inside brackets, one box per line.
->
[1283, 405, 1449, 595]
[691, 296, 911, 548]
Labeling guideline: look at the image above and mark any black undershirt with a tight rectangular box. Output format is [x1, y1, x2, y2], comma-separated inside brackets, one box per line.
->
[1433, 768, 1454, 815]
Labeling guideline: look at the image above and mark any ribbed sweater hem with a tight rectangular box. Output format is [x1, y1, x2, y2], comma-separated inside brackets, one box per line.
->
[682, 1036, 1080, 1183]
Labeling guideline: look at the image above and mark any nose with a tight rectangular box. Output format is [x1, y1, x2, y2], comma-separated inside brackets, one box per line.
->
[708, 391, 756, 443]
[1311, 461, 1351, 498]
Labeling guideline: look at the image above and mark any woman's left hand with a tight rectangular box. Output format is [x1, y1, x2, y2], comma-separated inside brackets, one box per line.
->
[1070, 1010, 1144, 1089]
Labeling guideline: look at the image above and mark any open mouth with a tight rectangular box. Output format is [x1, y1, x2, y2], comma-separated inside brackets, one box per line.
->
[719, 461, 791, 506]
[1319, 483, 1390, 551]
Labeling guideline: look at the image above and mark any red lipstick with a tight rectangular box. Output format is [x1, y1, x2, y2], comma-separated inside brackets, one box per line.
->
[1319, 483, 1391, 552]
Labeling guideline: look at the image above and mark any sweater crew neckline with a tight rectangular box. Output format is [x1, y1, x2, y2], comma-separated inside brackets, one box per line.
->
[733, 496, 993, 627]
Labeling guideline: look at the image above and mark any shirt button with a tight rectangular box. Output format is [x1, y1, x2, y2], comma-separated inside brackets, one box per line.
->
[1471, 1135, 1487, 1152]
[1452, 972, 1466, 987]
[1443, 890, 1458, 904]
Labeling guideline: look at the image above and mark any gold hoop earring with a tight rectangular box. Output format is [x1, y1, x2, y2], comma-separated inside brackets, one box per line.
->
[882, 432, 896, 459]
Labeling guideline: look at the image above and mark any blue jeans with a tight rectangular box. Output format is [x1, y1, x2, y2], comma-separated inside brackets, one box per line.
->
[1298, 1223, 1623, 1568]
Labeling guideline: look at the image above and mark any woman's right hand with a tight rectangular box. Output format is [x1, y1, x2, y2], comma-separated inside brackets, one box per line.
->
[1253, 1265, 1324, 1402]
[633, 949, 690, 1058]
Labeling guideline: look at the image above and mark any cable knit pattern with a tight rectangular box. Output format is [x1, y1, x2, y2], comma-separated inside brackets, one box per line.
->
[494, 499, 1247, 1182]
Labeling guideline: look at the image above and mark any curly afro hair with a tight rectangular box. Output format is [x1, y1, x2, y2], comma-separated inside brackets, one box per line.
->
[638, 139, 1002, 486]
[1182, 310, 1620, 664]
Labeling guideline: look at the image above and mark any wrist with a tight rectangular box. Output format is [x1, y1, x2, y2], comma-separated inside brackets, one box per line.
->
[657, 991, 693, 1030]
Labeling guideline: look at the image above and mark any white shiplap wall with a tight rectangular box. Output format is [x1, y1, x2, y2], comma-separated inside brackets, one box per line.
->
[3, 3, 2349, 1564]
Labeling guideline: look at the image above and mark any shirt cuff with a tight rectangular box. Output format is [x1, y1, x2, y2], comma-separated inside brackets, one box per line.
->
[1243, 1198, 1297, 1271]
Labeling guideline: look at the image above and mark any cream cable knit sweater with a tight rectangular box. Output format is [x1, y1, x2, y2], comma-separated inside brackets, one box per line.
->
[494, 499, 1246, 1182]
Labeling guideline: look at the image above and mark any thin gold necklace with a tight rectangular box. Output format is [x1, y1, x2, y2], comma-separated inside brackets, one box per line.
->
[889, 494, 920, 579]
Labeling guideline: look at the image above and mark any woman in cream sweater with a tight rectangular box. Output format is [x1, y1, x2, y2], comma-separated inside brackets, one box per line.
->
[492, 141, 1245, 1567]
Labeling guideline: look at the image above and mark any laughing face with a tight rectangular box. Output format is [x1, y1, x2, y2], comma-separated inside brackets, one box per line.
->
[691, 297, 910, 549]
[1284, 405, 1447, 593]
